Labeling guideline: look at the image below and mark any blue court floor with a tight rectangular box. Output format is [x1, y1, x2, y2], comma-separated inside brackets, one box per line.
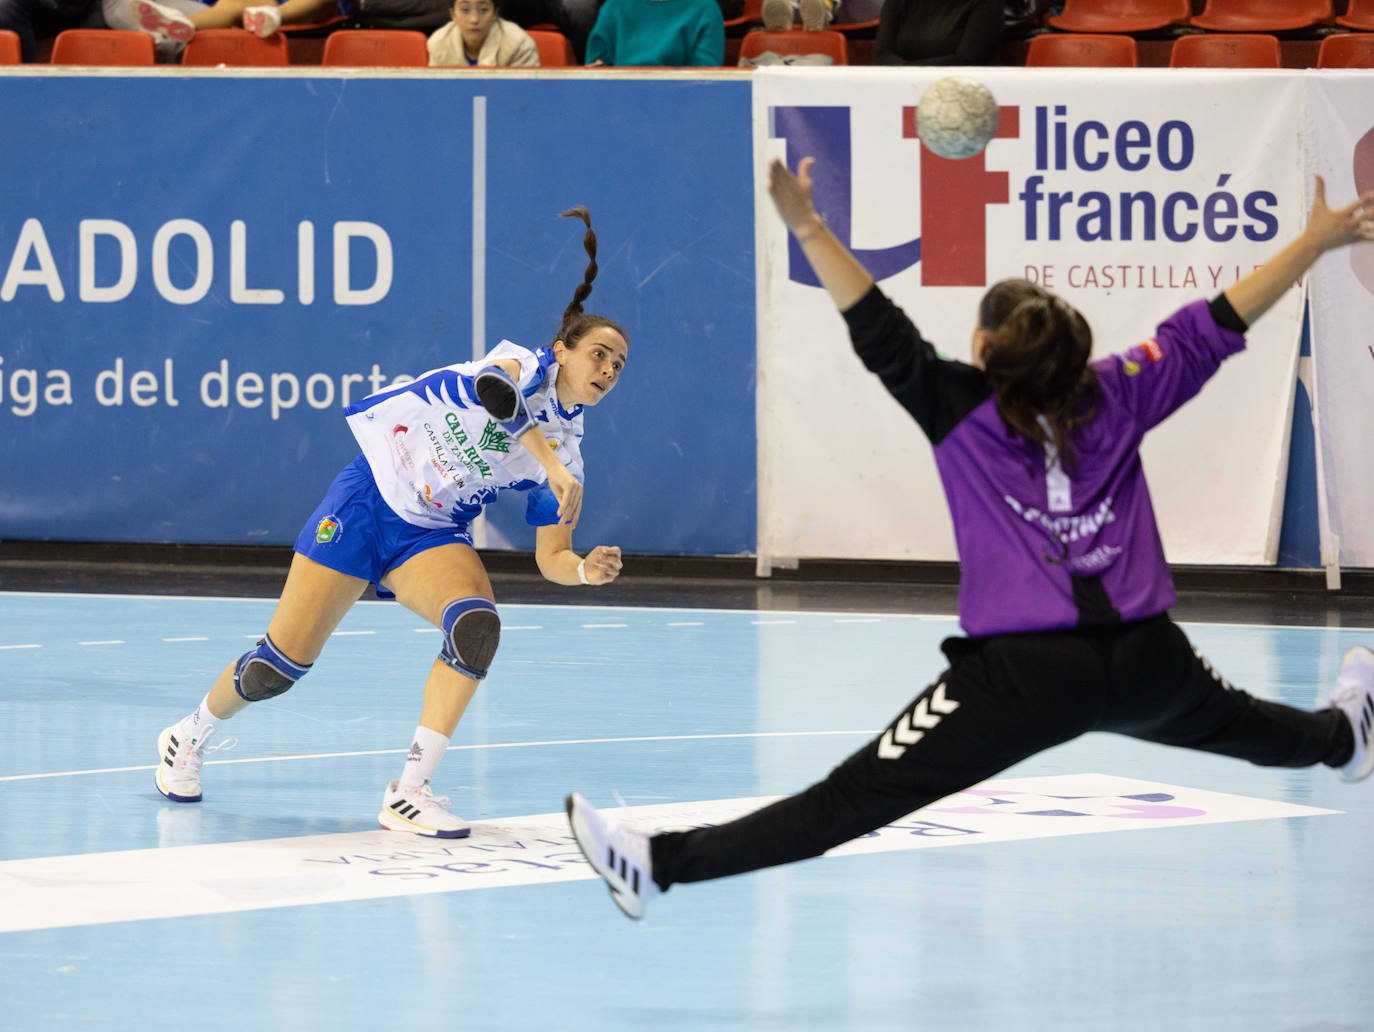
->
[1, 589, 1371, 1032]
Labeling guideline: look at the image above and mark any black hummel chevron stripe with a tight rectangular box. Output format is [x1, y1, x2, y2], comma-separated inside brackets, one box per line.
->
[631, 869, 639, 893]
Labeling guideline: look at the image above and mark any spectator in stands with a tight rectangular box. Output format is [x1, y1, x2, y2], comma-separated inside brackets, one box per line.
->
[873, 0, 1001, 65]
[0, 0, 103, 62]
[428, 0, 538, 65]
[117, 0, 262, 58]
[584, 0, 722, 66]
[126, 0, 353, 48]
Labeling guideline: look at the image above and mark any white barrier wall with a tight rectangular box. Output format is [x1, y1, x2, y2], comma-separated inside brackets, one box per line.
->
[754, 68, 1310, 570]
[1305, 73, 1374, 571]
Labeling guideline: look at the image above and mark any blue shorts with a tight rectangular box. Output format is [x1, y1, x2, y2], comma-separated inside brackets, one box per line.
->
[294, 456, 474, 599]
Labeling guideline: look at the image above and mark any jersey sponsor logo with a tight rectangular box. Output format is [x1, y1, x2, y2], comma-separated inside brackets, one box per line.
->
[442, 411, 494, 480]
[1142, 338, 1164, 362]
[1122, 359, 1141, 376]
[315, 515, 341, 544]
[478, 420, 511, 454]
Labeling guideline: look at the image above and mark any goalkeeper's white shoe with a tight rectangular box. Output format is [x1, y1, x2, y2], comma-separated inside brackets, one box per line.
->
[566, 793, 660, 920]
[1331, 646, 1374, 782]
[379, 780, 470, 838]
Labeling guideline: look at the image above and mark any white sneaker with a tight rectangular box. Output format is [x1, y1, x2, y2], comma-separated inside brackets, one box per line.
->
[242, 5, 282, 37]
[1332, 646, 1374, 782]
[565, 793, 659, 920]
[131, 0, 195, 43]
[155, 720, 214, 803]
[379, 780, 470, 838]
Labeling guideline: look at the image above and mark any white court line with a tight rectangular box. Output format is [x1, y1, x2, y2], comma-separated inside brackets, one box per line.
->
[332, 630, 376, 636]
[0, 643, 40, 650]
[668, 621, 704, 627]
[78, 640, 125, 646]
[0, 774, 1337, 934]
[1, 590, 1369, 632]
[0, 730, 878, 784]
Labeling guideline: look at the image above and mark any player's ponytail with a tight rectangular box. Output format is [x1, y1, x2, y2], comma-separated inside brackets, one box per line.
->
[556, 207, 629, 350]
[979, 279, 1097, 471]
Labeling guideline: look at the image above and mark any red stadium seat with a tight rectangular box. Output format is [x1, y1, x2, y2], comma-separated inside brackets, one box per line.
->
[181, 28, 289, 65]
[1337, 0, 1374, 31]
[1048, 0, 1191, 34]
[0, 28, 20, 63]
[1190, 0, 1332, 33]
[321, 29, 428, 66]
[50, 29, 155, 65]
[1169, 32, 1281, 67]
[1317, 33, 1374, 68]
[527, 28, 575, 65]
[1026, 33, 1139, 67]
[738, 28, 847, 64]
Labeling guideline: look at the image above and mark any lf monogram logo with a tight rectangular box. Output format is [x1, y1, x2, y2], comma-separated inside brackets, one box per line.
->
[877, 682, 960, 760]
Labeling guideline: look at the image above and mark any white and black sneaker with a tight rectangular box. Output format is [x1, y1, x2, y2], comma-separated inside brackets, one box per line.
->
[565, 793, 660, 920]
[379, 780, 470, 838]
[1332, 646, 1374, 782]
[155, 720, 214, 803]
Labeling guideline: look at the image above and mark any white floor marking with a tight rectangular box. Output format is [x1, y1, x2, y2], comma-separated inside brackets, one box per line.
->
[0, 774, 1335, 934]
[0, 730, 878, 783]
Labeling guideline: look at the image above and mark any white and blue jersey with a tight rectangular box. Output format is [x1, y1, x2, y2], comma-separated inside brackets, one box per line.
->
[344, 340, 585, 531]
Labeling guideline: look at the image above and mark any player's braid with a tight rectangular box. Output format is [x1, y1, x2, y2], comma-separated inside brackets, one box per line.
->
[552, 207, 628, 351]
[560, 206, 599, 330]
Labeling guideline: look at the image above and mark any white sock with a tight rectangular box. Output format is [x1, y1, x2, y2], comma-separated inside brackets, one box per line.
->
[182, 694, 218, 749]
[399, 725, 449, 788]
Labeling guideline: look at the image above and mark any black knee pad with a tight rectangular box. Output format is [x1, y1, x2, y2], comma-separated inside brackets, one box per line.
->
[439, 597, 500, 680]
[233, 634, 311, 702]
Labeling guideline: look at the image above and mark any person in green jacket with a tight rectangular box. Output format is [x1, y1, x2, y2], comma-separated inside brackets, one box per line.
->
[584, 0, 723, 66]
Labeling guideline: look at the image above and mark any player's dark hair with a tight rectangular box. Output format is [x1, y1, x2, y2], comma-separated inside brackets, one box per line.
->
[556, 207, 629, 350]
[978, 278, 1097, 472]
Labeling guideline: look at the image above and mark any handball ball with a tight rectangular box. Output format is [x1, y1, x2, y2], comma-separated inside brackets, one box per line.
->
[916, 76, 1001, 160]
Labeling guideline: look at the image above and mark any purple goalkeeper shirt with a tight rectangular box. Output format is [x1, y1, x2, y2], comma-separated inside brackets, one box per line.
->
[843, 288, 1248, 637]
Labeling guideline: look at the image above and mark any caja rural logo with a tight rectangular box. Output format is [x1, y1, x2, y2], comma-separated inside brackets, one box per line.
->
[770, 96, 1287, 290]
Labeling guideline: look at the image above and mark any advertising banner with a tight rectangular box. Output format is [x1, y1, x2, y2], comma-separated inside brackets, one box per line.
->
[753, 68, 1307, 568]
[0, 74, 756, 555]
[1303, 73, 1374, 570]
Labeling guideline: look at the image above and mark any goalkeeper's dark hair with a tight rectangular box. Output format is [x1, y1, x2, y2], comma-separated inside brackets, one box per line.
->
[555, 207, 628, 350]
[978, 278, 1098, 473]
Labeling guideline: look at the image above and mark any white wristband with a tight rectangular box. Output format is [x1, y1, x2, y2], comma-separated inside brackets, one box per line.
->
[577, 557, 590, 585]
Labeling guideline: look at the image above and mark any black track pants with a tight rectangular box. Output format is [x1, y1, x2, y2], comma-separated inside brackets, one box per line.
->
[650, 613, 1350, 890]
